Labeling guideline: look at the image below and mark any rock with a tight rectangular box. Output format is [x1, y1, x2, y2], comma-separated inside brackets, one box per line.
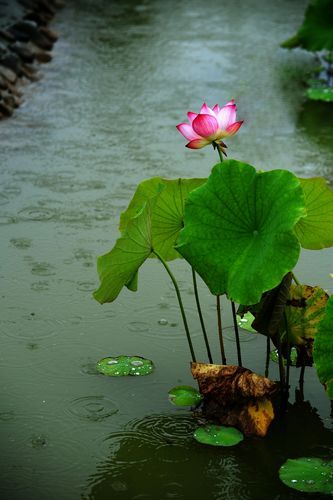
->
[0, 52, 23, 75]
[0, 42, 8, 57]
[24, 12, 49, 26]
[0, 100, 13, 117]
[0, 75, 8, 90]
[31, 30, 53, 51]
[9, 41, 35, 64]
[34, 50, 52, 63]
[12, 20, 39, 37]
[0, 65, 17, 83]
[21, 64, 39, 81]
[0, 30, 16, 43]
[39, 26, 58, 42]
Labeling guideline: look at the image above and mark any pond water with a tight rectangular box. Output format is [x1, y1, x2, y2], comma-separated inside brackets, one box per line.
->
[1, 0, 333, 499]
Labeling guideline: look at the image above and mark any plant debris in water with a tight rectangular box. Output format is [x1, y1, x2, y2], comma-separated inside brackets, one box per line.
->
[168, 385, 203, 407]
[194, 424, 244, 447]
[96, 356, 154, 376]
[279, 457, 333, 494]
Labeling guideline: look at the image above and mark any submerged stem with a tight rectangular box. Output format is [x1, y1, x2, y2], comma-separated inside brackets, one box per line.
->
[265, 336, 270, 378]
[153, 250, 196, 362]
[291, 272, 300, 286]
[231, 301, 242, 366]
[216, 295, 227, 364]
[192, 268, 213, 363]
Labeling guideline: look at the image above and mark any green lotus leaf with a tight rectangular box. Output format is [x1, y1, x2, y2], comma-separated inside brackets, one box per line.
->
[96, 356, 154, 376]
[176, 160, 305, 305]
[307, 86, 333, 102]
[295, 177, 333, 249]
[313, 295, 333, 399]
[270, 347, 298, 366]
[279, 457, 333, 494]
[93, 198, 156, 304]
[281, 0, 333, 52]
[284, 284, 329, 347]
[237, 312, 257, 333]
[168, 385, 203, 407]
[120, 177, 206, 261]
[194, 425, 244, 447]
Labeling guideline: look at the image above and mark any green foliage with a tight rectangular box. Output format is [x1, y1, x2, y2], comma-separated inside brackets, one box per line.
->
[295, 177, 333, 249]
[93, 198, 156, 304]
[168, 386, 203, 406]
[281, 0, 333, 52]
[279, 457, 333, 494]
[120, 177, 205, 261]
[96, 355, 154, 376]
[270, 347, 298, 366]
[313, 295, 333, 399]
[176, 160, 305, 305]
[307, 86, 333, 101]
[194, 425, 244, 447]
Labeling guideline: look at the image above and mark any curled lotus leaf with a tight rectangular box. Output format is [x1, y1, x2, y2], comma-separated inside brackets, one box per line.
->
[281, 0, 333, 52]
[176, 160, 305, 305]
[279, 457, 333, 494]
[191, 362, 276, 437]
[191, 362, 277, 404]
[194, 425, 244, 447]
[237, 312, 257, 333]
[284, 284, 329, 366]
[295, 177, 333, 250]
[313, 295, 333, 399]
[168, 385, 203, 407]
[93, 198, 156, 304]
[120, 177, 206, 261]
[96, 356, 154, 376]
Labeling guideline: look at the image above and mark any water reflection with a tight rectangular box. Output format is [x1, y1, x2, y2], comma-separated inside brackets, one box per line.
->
[83, 400, 332, 500]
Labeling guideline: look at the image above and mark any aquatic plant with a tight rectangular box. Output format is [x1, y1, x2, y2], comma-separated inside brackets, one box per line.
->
[281, 0, 333, 102]
[93, 100, 333, 442]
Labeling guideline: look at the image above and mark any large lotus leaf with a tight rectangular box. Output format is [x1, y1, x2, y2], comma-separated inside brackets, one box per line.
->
[313, 295, 333, 399]
[285, 284, 329, 346]
[176, 160, 305, 305]
[93, 199, 155, 304]
[279, 457, 333, 494]
[120, 177, 206, 261]
[281, 0, 333, 52]
[295, 177, 333, 250]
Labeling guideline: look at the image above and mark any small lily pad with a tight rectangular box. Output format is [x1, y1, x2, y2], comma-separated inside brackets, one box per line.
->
[279, 457, 333, 494]
[270, 347, 298, 366]
[307, 86, 333, 102]
[96, 356, 154, 376]
[194, 425, 244, 447]
[168, 386, 203, 407]
[237, 312, 257, 333]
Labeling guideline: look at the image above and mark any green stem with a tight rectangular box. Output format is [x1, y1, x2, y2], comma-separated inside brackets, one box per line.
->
[153, 250, 196, 362]
[291, 272, 300, 286]
[216, 295, 227, 364]
[231, 301, 242, 366]
[214, 142, 224, 163]
[192, 268, 213, 363]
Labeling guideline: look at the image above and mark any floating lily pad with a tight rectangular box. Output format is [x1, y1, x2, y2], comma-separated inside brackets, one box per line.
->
[96, 356, 154, 376]
[168, 386, 203, 407]
[279, 457, 333, 494]
[307, 86, 333, 102]
[270, 347, 298, 366]
[194, 425, 244, 447]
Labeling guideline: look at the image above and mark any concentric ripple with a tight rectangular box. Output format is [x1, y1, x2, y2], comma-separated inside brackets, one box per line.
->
[67, 396, 118, 421]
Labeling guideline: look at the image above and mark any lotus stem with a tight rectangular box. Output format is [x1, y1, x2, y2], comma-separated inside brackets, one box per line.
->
[284, 311, 291, 401]
[291, 272, 300, 286]
[216, 295, 227, 364]
[192, 268, 213, 363]
[276, 333, 286, 395]
[231, 301, 242, 366]
[153, 250, 196, 362]
[215, 142, 224, 163]
[299, 365, 306, 395]
[265, 336, 270, 378]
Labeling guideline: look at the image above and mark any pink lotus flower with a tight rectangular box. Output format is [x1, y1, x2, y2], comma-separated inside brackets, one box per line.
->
[176, 100, 243, 152]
